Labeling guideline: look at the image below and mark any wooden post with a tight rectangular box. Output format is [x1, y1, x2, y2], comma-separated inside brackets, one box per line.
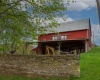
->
[74, 50, 77, 59]
[38, 43, 42, 55]
[85, 40, 88, 52]
[57, 42, 62, 55]
[78, 49, 80, 60]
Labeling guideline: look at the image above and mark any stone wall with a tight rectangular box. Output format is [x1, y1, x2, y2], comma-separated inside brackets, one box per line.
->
[0, 54, 80, 78]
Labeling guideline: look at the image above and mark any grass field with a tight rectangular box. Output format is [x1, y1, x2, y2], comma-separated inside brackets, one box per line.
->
[0, 76, 69, 80]
[69, 47, 100, 80]
[0, 47, 100, 80]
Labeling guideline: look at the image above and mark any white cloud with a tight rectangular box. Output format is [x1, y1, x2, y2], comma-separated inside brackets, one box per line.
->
[91, 24, 100, 45]
[41, 17, 73, 25]
[81, 0, 96, 7]
[56, 17, 73, 23]
[68, 2, 89, 11]
[64, 0, 96, 11]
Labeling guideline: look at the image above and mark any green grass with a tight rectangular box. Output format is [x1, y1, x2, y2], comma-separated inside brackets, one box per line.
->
[0, 76, 69, 80]
[0, 47, 100, 80]
[69, 47, 100, 80]
[0, 76, 45, 80]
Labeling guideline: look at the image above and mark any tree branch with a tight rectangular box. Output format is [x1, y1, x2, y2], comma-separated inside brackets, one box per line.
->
[0, 1, 21, 18]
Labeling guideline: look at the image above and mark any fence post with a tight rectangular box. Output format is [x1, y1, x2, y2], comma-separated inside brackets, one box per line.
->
[74, 50, 77, 59]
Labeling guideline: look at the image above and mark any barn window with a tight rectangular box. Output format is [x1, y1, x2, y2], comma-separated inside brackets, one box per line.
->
[57, 34, 61, 39]
[61, 35, 67, 40]
[52, 36, 57, 40]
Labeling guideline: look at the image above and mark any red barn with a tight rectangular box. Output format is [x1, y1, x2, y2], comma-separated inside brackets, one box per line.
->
[33, 19, 92, 55]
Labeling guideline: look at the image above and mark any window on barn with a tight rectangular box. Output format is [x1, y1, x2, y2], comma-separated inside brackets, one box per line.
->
[57, 34, 61, 40]
[52, 36, 57, 40]
[61, 35, 67, 40]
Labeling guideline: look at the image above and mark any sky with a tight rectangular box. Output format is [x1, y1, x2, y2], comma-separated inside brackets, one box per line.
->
[57, 0, 100, 46]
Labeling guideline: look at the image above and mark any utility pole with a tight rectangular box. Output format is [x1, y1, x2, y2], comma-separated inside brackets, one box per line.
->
[96, 0, 100, 26]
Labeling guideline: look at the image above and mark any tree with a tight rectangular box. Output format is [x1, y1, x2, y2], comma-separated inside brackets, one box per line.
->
[0, 0, 69, 54]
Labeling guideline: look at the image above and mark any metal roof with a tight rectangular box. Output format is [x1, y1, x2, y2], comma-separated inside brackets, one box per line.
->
[46, 19, 90, 34]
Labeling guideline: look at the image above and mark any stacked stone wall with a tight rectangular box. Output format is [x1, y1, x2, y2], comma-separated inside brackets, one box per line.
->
[0, 54, 80, 78]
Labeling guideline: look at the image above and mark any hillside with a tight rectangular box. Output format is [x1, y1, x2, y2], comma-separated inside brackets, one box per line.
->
[70, 47, 100, 80]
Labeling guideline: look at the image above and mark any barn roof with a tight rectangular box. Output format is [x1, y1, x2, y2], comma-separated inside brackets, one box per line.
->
[46, 19, 90, 34]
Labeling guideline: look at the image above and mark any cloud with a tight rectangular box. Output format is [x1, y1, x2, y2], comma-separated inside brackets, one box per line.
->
[39, 17, 74, 26]
[91, 24, 100, 45]
[56, 17, 73, 23]
[41, 17, 73, 24]
[64, 0, 96, 11]
[81, 0, 96, 7]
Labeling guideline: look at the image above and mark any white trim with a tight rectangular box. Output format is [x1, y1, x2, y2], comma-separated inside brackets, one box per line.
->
[61, 35, 67, 40]
[87, 30, 88, 38]
[52, 36, 57, 40]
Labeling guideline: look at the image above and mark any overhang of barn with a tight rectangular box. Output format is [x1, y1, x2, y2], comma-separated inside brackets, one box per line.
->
[37, 38, 89, 55]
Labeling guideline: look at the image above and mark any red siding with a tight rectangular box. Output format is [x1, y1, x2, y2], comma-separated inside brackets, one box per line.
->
[38, 30, 88, 41]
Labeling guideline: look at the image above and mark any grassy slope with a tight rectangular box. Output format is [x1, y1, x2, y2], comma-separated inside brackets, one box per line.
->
[69, 47, 100, 80]
[0, 47, 100, 80]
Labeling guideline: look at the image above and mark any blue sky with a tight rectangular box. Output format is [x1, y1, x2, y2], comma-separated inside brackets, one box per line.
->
[57, 0, 100, 46]
[67, 7, 98, 24]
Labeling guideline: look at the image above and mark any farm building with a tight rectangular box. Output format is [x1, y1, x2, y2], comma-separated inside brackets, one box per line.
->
[32, 19, 92, 55]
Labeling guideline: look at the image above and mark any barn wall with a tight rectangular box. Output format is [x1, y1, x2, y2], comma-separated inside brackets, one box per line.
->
[0, 55, 80, 78]
[61, 30, 87, 40]
[38, 30, 87, 41]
